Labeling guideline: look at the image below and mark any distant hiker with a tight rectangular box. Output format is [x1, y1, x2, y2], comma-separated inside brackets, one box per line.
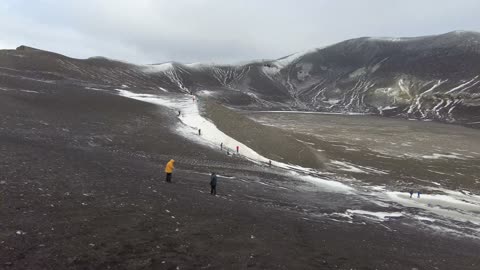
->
[165, 159, 175, 183]
[198, 129, 201, 136]
[409, 190, 413, 198]
[220, 142, 223, 150]
[227, 149, 230, 155]
[268, 160, 272, 167]
[210, 172, 217, 195]
[236, 146, 239, 154]
[178, 110, 181, 116]
[417, 191, 421, 198]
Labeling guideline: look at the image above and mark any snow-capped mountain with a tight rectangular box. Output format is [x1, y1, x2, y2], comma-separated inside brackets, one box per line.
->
[2, 31, 480, 127]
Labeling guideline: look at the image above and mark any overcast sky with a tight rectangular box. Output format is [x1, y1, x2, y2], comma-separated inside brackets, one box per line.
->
[1, 0, 479, 64]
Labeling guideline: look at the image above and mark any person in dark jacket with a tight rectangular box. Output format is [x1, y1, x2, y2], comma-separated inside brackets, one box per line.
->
[210, 172, 217, 195]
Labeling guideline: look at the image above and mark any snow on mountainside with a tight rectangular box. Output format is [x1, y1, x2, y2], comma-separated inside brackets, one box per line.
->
[1, 31, 480, 127]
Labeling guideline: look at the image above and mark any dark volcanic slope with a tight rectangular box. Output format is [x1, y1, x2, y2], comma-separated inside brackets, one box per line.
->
[201, 100, 323, 169]
[2, 31, 480, 127]
[1, 76, 480, 270]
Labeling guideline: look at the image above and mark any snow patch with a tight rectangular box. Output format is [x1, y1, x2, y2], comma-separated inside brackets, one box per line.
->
[349, 67, 367, 78]
[197, 90, 216, 96]
[386, 191, 480, 226]
[368, 36, 422, 42]
[330, 160, 388, 175]
[346, 209, 403, 221]
[262, 65, 281, 76]
[142, 63, 174, 73]
[325, 99, 341, 105]
[184, 62, 213, 69]
[20, 89, 39, 94]
[296, 173, 354, 193]
[378, 105, 398, 111]
[330, 160, 366, 173]
[85, 87, 107, 92]
[415, 216, 436, 222]
[371, 186, 386, 191]
[421, 153, 467, 160]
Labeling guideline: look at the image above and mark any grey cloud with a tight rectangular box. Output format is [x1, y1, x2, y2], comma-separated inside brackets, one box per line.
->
[1, 0, 479, 64]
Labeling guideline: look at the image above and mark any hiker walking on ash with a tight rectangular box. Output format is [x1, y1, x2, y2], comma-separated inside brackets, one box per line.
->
[210, 172, 217, 195]
[409, 190, 421, 198]
[198, 129, 201, 136]
[236, 146, 239, 154]
[165, 159, 175, 183]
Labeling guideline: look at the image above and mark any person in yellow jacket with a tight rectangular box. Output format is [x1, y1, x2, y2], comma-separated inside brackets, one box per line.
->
[165, 159, 175, 183]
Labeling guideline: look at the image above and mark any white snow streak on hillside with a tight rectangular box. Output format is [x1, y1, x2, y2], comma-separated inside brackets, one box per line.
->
[294, 173, 354, 193]
[368, 36, 425, 42]
[346, 209, 403, 221]
[446, 76, 479, 94]
[117, 90, 269, 161]
[420, 153, 469, 160]
[115, 89, 352, 193]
